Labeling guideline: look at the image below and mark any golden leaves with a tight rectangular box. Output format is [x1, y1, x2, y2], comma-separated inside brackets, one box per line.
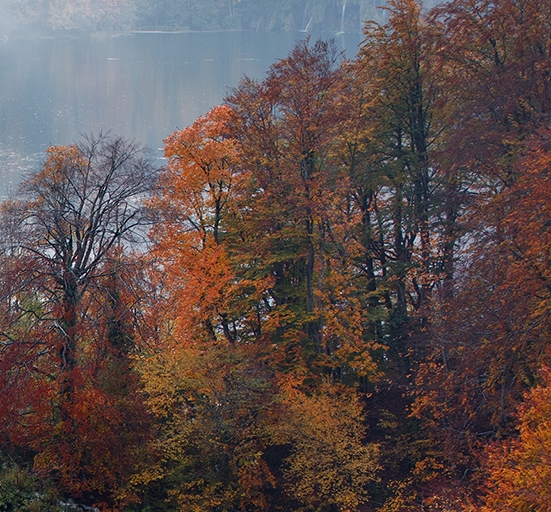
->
[272, 381, 380, 511]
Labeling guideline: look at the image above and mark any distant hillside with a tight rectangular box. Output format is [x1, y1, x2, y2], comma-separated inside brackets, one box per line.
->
[4, 0, 444, 35]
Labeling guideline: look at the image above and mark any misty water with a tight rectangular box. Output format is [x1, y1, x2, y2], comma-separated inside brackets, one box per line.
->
[0, 31, 361, 196]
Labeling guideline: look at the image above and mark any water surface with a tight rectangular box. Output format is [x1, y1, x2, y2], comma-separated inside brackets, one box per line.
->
[0, 31, 361, 194]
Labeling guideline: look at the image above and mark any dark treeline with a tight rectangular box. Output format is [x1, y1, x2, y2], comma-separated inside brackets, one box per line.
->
[5, 0, 439, 34]
[1, 0, 551, 510]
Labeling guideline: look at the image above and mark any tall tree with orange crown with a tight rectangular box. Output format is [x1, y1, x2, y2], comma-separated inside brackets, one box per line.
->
[140, 41, 382, 510]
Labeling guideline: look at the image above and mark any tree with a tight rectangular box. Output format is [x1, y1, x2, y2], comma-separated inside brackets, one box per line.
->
[138, 339, 277, 512]
[429, 0, 551, 184]
[478, 367, 551, 511]
[413, 129, 551, 502]
[141, 43, 383, 507]
[5, 134, 155, 377]
[0, 133, 158, 507]
[413, 0, 551, 444]
[355, 0, 449, 330]
[151, 104, 247, 345]
[226, 38, 381, 380]
[271, 380, 380, 511]
[338, 3, 466, 505]
[141, 105, 280, 510]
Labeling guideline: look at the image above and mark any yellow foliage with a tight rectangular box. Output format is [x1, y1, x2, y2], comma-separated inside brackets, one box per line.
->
[271, 380, 380, 511]
[137, 340, 276, 511]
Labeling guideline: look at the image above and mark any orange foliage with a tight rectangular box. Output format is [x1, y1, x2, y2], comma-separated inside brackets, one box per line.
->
[479, 367, 551, 511]
[151, 105, 248, 345]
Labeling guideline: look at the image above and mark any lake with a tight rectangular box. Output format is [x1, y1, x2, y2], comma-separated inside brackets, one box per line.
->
[0, 30, 361, 195]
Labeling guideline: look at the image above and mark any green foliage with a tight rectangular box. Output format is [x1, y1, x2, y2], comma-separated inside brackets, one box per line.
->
[0, 460, 60, 512]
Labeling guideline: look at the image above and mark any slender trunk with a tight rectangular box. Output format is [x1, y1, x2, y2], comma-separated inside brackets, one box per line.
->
[359, 188, 378, 300]
[411, 69, 432, 309]
[58, 271, 79, 427]
[302, 148, 322, 351]
[305, 218, 322, 351]
[60, 273, 78, 372]
[393, 182, 408, 318]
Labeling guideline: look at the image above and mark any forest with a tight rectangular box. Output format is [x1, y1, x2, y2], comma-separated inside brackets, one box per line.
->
[1, 0, 551, 510]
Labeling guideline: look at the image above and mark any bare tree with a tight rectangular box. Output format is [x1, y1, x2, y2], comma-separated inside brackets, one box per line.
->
[0, 134, 160, 504]
[0, 132, 158, 382]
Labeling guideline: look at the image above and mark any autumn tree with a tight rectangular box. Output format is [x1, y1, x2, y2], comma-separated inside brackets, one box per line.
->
[140, 47, 383, 509]
[413, 0, 551, 475]
[411, 132, 551, 512]
[270, 380, 380, 511]
[477, 367, 551, 511]
[430, 0, 551, 177]
[138, 338, 278, 511]
[226, 38, 383, 382]
[331, 3, 468, 506]
[150, 104, 247, 345]
[225, 37, 384, 508]
[0, 134, 158, 507]
[354, 0, 452, 349]
[140, 104, 279, 510]
[3, 134, 156, 383]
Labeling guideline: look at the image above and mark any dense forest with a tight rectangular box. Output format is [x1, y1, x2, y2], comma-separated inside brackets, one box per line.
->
[1, 0, 551, 510]
[2, 0, 442, 34]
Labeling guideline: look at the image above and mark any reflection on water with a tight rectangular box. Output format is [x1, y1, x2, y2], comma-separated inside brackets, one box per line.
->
[0, 31, 361, 196]
[0, 147, 39, 197]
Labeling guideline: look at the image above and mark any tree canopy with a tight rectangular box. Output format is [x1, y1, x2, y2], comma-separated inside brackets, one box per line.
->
[1, 0, 551, 510]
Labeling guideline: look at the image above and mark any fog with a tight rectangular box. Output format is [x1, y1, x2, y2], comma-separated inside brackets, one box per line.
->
[0, 28, 362, 195]
[0, 0, 405, 36]
[0, 0, 14, 38]
[0, 0, 438, 194]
